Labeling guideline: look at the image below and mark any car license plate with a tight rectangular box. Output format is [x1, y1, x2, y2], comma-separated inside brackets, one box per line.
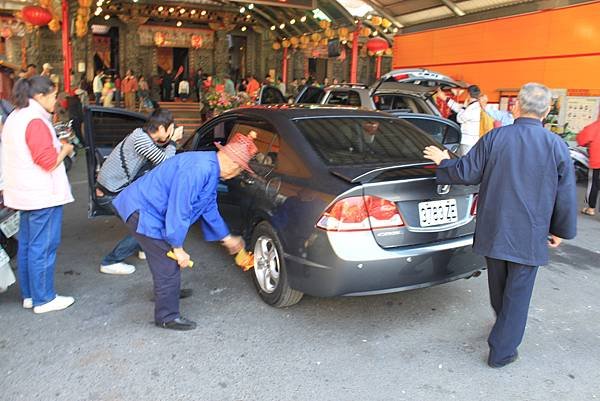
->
[0, 247, 9, 266]
[418, 199, 458, 227]
[0, 212, 19, 238]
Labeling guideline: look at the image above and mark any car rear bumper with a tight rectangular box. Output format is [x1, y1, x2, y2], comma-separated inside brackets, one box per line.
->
[284, 231, 485, 297]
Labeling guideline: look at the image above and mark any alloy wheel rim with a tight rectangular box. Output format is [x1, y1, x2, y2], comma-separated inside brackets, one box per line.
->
[253, 235, 280, 294]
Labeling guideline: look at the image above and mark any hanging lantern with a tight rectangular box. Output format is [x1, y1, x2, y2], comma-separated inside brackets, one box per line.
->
[371, 16, 382, 26]
[21, 6, 53, 26]
[78, 0, 93, 7]
[311, 32, 321, 43]
[191, 34, 203, 49]
[154, 31, 166, 46]
[39, 0, 52, 8]
[381, 18, 392, 28]
[290, 36, 299, 47]
[324, 28, 334, 39]
[1, 27, 12, 39]
[299, 43, 307, 49]
[48, 18, 60, 32]
[77, 7, 90, 17]
[319, 20, 330, 30]
[282, 39, 290, 48]
[384, 48, 393, 56]
[338, 27, 349, 37]
[361, 27, 372, 37]
[272, 42, 281, 50]
[320, 38, 328, 46]
[300, 35, 310, 45]
[366, 37, 389, 53]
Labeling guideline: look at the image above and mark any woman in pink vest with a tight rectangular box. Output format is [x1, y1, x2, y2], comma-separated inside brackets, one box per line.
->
[1, 76, 75, 313]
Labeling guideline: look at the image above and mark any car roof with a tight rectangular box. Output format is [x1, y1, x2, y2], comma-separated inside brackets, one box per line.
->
[226, 104, 399, 121]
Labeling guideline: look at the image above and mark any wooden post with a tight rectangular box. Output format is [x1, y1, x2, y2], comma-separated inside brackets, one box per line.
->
[61, 0, 72, 92]
[350, 21, 361, 82]
[282, 46, 288, 85]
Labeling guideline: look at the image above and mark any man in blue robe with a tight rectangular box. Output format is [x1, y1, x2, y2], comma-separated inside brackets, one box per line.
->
[113, 133, 258, 331]
[424, 83, 577, 367]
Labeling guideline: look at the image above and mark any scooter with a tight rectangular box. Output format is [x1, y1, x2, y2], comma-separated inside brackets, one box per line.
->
[569, 145, 589, 183]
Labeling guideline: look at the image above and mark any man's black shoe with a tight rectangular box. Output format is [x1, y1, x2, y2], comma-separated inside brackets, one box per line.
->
[150, 288, 193, 301]
[488, 351, 518, 368]
[156, 317, 197, 331]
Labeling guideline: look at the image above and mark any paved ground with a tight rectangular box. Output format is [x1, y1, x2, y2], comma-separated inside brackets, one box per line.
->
[1, 157, 599, 401]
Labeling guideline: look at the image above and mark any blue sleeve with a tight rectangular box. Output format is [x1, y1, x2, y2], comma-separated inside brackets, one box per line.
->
[549, 141, 577, 239]
[485, 106, 514, 126]
[199, 195, 230, 241]
[164, 171, 197, 248]
[436, 136, 489, 185]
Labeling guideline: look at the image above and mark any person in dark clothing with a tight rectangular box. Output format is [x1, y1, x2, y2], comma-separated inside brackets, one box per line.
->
[423, 82, 577, 368]
[161, 70, 173, 101]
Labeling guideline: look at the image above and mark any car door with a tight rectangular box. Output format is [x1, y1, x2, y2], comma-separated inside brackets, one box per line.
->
[256, 85, 286, 104]
[295, 86, 325, 104]
[83, 106, 148, 217]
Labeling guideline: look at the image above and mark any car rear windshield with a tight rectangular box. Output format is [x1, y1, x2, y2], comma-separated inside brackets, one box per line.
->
[294, 117, 439, 166]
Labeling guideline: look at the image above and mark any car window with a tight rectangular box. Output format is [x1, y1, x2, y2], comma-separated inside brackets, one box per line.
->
[260, 86, 286, 104]
[296, 86, 325, 104]
[401, 118, 447, 144]
[91, 111, 147, 147]
[230, 120, 280, 175]
[374, 95, 430, 114]
[326, 90, 361, 106]
[191, 119, 236, 151]
[294, 117, 439, 166]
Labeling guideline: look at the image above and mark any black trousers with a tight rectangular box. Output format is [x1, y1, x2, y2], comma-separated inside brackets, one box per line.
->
[486, 257, 538, 365]
[586, 168, 600, 209]
[125, 212, 181, 324]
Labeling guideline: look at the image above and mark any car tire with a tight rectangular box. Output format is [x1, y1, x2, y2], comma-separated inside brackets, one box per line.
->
[250, 221, 303, 307]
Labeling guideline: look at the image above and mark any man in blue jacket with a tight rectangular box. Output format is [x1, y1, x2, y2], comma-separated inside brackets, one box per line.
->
[113, 133, 258, 330]
[424, 82, 577, 368]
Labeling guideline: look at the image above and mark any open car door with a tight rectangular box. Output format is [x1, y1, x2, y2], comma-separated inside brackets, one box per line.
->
[256, 85, 286, 105]
[294, 86, 325, 104]
[83, 106, 148, 217]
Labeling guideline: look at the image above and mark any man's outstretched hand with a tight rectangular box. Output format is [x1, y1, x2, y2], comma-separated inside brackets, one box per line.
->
[423, 146, 450, 166]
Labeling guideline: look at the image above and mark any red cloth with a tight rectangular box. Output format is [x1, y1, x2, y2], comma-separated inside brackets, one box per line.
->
[121, 76, 138, 93]
[577, 119, 600, 169]
[25, 119, 58, 172]
[246, 79, 260, 98]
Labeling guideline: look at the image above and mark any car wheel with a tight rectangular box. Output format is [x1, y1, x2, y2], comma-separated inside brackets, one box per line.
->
[251, 221, 303, 307]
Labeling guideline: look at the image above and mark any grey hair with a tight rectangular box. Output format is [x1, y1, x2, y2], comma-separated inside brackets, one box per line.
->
[518, 83, 552, 117]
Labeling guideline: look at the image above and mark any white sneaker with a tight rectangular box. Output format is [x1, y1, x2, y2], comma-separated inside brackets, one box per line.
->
[138, 251, 146, 260]
[100, 262, 136, 275]
[33, 295, 75, 314]
[23, 298, 33, 309]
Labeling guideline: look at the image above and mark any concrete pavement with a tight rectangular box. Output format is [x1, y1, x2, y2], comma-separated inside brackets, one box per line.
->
[1, 157, 599, 401]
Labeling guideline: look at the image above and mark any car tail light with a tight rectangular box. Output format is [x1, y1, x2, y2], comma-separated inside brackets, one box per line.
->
[316, 195, 404, 232]
[470, 194, 479, 216]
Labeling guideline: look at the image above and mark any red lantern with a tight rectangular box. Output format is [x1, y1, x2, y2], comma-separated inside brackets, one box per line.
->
[366, 37, 389, 54]
[21, 6, 53, 26]
[191, 34, 203, 49]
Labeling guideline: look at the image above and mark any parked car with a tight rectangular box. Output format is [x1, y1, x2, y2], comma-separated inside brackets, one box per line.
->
[84, 105, 485, 307]
[294, 82, 443, 116]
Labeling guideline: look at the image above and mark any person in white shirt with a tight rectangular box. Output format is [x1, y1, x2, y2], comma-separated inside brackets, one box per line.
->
[178, 78, 190, 101]
[93, 70, 104, 105]
[437, 85, 482, 155]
